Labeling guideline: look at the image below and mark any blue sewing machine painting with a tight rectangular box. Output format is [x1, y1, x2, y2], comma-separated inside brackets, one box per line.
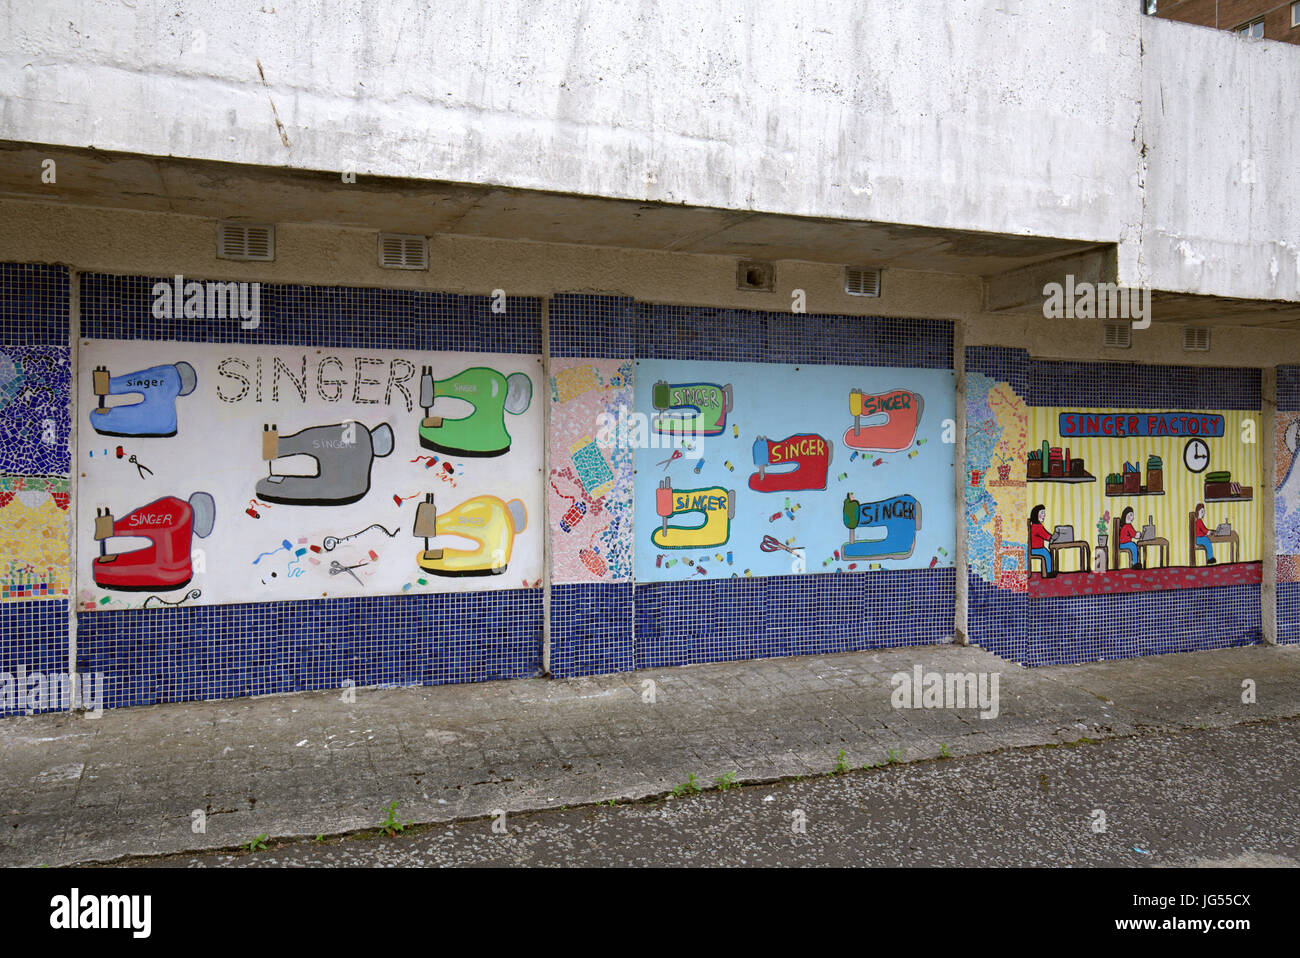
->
[841, 493, 920, 560]
[634, 358, 954, 583]
[89, 362, 197, 438]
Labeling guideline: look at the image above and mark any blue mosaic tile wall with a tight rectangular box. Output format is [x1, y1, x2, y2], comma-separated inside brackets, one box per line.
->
[1279, 364, 1299, 645]
[1026, 358, 1260, 410]
[636, 569, 956, 668]
[1278, 365, 1300, 412]
[550, 294, 954, 368]
[549, 582, 635, 678]
[548, 294, 957, 676]
[1025, 583, 1261, 665]
[74, 273, 545, 705]
[78, 590, 543, 709]
[81, 274, 541, 353]
[1278, 583, 1299, 646]
[966, 345, 1029, 401]
[968, 575, 1026, 664]
[0, 265, 71, 716]
[0, 600, 70, 714]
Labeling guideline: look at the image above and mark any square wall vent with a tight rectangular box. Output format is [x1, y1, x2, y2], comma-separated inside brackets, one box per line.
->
[1183, 326, 1211, 351]
[844, 266, 882, 297]
[217, 222, 275, 262]
[736, 260, 774, 292]
[1103, 320, 1132, 349]
[378, 233, 429, 271]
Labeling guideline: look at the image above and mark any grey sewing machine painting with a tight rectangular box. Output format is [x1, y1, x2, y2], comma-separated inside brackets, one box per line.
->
[90, 361, 198, 438]
[257, 420, 395, 506]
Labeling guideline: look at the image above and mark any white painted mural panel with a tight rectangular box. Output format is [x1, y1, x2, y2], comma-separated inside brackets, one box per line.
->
[76, 340, 543, 611]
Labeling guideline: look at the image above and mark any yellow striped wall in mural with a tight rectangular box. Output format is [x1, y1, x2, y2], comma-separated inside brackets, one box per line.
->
[1027, 408, 1261, 567]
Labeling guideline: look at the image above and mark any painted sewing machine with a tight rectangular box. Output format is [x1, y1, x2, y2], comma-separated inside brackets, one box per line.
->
[651, 478, 734, 549]
[92, 491, 215, 592]
[841, 492, 921, 561]
[412, 493, 528, 576]
[748, 432, 832, 493]
[418, 365, 533, 457]
[651, 380, 734, 437]
[90, 362, 198, 438]
[256, 420, 394, 506]
[842, 388, 923, 453]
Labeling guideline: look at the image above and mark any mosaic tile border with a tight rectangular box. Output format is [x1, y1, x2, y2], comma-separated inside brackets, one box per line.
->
[0, 599, 70, 716]
[0, 264, 69, 347]
[549, 582, 635, 678]
[965, 345, 1030, 402]
[633, 568, 957, 669]
[1279, 365, 1300, 413]
[76, 590, 543, 709]
[80, 274, 542, 353]
[1279, 581, 1300, 646]
[967, 574, 1027, 664]
[1026, 358, 1260, 410]
[1024, 584, 1261, 666]
[551, 294, 954, 369]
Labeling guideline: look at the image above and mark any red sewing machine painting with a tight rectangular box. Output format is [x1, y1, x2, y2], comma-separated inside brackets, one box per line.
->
[843, 388, 924, 453]
[91, 492, 216, 592]
[748, 432, 833, 492]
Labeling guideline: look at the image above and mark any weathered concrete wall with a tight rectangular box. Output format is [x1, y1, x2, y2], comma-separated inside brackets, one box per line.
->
[0, 1, 1141, 245]
[0, 2, 1294, 302]
[1137, 16, 1300, 301]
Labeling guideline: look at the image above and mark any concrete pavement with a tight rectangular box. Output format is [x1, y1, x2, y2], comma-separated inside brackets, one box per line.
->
[129, 719, 1300, 868]
[2, 641, 1298, 866]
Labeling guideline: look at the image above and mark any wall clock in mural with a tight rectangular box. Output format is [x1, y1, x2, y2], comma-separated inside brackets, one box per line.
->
[1183, 437, 1210, 473]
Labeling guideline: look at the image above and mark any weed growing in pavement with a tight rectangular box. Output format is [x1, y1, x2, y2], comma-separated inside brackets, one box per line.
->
[378, 801, 413, 837]
[832, 750, 849, 775]
[671, 774, 702, 797]
[243, 834, 268, 852]
[714, 770, 739, 790]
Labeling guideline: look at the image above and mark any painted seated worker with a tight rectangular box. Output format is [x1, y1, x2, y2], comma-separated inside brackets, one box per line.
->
[1118, 506, 1143, 570]
[1029, 504, 1055, 579]
[1194, 502, 1217, 565]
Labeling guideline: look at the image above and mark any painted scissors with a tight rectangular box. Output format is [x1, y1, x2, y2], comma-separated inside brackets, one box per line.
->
[328, 560, 369, 585]
[128, 454, 153, 479]
[759, 535, 803, 556]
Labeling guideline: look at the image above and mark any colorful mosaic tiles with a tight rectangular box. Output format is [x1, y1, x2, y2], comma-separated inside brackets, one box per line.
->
[0, 474, 70, 600]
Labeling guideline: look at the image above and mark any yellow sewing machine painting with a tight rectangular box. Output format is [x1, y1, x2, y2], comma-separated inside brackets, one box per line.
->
[632, 358, 957, 583]
[75, 339, 545, 611]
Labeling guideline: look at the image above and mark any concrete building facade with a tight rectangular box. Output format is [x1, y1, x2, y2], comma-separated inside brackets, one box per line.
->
[0, 0, 1297, 714]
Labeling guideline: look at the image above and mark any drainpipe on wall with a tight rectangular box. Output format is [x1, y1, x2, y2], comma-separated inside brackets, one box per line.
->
[1262, 365, 1277, 644]
[953, 320, 969, 645]
[540, 296, 552, 675]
